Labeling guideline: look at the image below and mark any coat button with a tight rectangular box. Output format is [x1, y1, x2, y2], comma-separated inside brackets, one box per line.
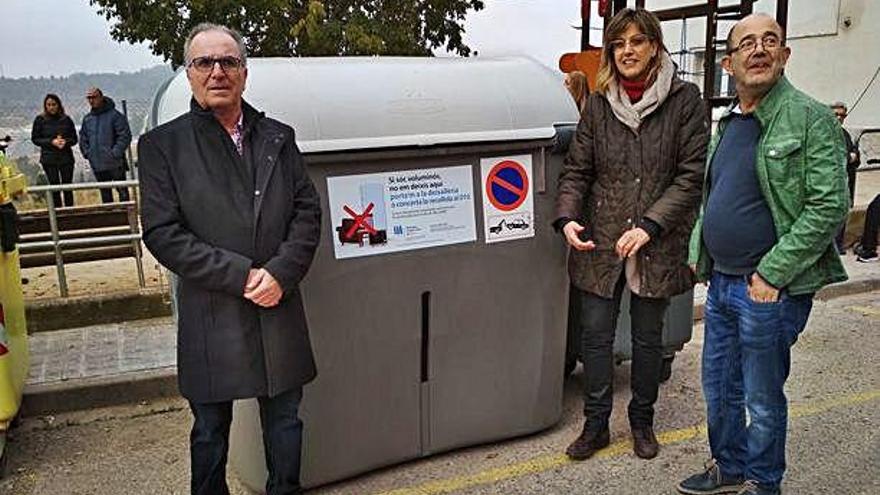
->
[255, 190, 261, 196]
[635, 178, 641, 184]
[267, 156, 274, 162]
[769, 149, 778, 157]
[627, 218, 632, 224]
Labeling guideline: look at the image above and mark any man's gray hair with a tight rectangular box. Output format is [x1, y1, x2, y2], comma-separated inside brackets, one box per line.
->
[183, 23, 248, 67]
[829, 101, 847, 111]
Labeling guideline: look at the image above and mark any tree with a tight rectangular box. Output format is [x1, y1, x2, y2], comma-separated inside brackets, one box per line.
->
[89, 0, 485, 68]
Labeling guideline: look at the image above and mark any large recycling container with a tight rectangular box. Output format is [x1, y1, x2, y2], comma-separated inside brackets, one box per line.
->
[151, 56, 579, 489]
[0, 155, 29, 463]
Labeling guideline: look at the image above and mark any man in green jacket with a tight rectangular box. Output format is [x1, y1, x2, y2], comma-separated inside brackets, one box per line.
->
[677, 14, 848, 495]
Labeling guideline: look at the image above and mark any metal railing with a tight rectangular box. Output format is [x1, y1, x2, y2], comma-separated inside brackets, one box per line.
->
[22, 180, 143, 297]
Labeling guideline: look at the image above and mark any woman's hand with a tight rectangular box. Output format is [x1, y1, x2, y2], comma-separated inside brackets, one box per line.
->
[52, 136, 66, 149]
[563, 221, 596, 251]
[615, 227, 650, 259]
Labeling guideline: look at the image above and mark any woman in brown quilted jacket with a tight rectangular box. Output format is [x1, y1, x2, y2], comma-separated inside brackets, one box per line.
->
[555, 7, 708, 462]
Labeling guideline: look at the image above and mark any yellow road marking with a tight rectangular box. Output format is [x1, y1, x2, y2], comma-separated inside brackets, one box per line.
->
[375, 389, 880, 495]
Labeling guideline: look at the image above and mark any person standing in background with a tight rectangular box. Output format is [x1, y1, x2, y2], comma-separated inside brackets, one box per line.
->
[31, 94, 78, 207]
[565, 70, 591, 116]
[830, 101, 860, 252]
[79, 87, 132, 203]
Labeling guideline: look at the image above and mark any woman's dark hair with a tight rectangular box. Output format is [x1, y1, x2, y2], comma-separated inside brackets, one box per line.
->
[596, 7, 667, 94]
[42, 93, 66, 117]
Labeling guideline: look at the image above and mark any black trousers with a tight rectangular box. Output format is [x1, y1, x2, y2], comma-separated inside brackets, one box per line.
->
[861, 194, 880, 251]
[41, 161, 75, 207]
[577, 272, 669, 430]
[189, 387, 304, 495]
[94, 167, 130, 203]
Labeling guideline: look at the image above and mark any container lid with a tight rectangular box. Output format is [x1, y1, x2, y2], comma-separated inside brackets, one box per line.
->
[152, 57, 579, 154]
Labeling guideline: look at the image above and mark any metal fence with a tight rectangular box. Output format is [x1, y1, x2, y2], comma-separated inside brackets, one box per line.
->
[20, 180, 144, 298]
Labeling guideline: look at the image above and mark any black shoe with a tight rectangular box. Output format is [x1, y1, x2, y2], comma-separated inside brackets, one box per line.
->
[631, 425, 659, 459]
[565, 423, 610, 460]
[854, 244, 878, 262]
[677, 459, 744, 494]
[736, 480, 780, 495]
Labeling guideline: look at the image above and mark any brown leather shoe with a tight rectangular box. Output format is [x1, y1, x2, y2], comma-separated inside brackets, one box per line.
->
[632, 425, 659, 459]
[565, 423, 610, 460]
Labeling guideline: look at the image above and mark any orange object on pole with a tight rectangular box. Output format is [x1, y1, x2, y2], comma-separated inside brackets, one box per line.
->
[559, 49, 603, 90]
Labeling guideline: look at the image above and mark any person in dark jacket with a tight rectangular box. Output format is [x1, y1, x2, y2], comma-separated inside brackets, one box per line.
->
[79, 87, 132, 203]
[555, 7, 708, 462]
[139, 23, 321, 495]
[830, 101, 861, 252]
[31, 94, 78, 207]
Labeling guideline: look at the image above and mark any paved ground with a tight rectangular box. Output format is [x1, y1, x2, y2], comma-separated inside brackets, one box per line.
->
[2, 290, 878, 495]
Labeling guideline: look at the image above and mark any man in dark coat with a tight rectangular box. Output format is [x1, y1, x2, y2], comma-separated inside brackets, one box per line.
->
[830, 101, 861, 252]
[79, 87, 132, 203]
[139, 23, 321, 495]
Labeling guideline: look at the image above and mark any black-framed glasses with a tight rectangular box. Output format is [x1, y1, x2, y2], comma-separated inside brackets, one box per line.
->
[609, 34, 651, 52]
[728, 34, 782, 55]
[187, 56, 245, 74]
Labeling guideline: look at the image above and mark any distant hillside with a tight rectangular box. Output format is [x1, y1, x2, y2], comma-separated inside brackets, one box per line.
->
[0, 65, 175, 130]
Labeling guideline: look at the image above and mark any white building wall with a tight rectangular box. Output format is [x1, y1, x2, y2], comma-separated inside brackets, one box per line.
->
[649, 0, 878, 128]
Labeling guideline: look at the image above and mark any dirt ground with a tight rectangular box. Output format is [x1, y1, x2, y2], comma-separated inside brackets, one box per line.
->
[20, 251, 165, 300]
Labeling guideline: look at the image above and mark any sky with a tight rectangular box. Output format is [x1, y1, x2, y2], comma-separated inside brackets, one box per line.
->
[0, 0, 600, 79]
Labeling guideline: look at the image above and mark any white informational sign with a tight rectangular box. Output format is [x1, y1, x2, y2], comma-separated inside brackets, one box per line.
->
[326, 165, 477, 259]
[480, 155, 535, 244]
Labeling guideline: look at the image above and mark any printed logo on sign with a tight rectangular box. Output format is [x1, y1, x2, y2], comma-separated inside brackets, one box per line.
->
[486, 160, 529, 212]
[393, 225, 404, 236]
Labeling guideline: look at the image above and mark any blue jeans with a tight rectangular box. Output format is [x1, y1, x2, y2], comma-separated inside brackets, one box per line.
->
[702, 272, 813, 491]
[189, 387, 304, 495]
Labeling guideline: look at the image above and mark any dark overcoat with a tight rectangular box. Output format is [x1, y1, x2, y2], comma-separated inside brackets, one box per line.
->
[139, 99, 322, 403]
[555, 78, 708, 299]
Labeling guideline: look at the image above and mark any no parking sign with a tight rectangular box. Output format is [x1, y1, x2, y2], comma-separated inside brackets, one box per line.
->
[480, 155, 535, 244]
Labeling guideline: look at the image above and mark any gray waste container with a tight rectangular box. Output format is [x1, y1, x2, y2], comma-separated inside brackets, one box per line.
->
[151, 56, 579, 489]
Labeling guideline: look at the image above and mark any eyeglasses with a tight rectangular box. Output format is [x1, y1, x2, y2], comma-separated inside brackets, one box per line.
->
[728, 34, 782, 55]
[609, 34, 651, 52]
[187, 56, 245, 74]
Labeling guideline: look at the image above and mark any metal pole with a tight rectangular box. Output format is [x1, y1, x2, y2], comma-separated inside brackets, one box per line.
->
[121, 99, 145, 289]
[581, 0, 591, 51]
[704, 0, 719, 115]
[128, 205, 146, 289]
[776, 0, 789, 39]
[45, 189, 69, 297]
[679, 17, 688, 79]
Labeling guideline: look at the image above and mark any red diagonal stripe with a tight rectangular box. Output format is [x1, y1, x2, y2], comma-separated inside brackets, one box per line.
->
[491, 175, 525, 197]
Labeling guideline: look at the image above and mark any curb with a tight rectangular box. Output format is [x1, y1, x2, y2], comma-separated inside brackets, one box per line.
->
[25, 288, 172, 333]
[21, 367, 178, 417]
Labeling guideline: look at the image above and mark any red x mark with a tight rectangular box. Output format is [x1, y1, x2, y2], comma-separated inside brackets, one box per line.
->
[343, 203, 377, 239]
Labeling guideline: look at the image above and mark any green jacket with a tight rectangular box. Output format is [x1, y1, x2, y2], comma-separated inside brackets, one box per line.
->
[688, 77, 849, 295]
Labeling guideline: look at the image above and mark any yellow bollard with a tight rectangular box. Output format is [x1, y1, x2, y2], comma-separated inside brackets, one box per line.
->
[0, 154, 28, 453]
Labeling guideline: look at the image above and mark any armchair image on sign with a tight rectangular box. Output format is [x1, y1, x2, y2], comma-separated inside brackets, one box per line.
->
[335, 182, 389, 247]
